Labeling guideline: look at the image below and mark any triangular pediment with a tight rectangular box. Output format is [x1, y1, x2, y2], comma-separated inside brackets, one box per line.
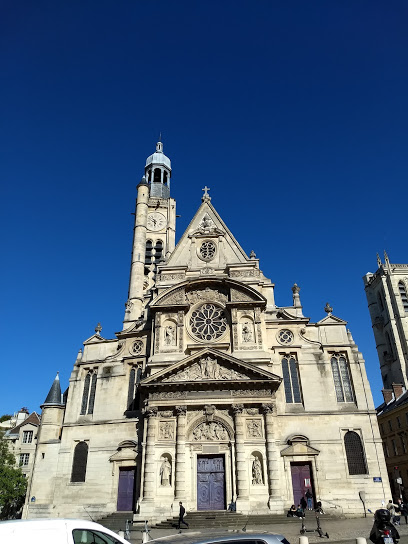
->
[151, 278, 266, 308]
[165, 199, 250, 268]
[316, 314, 347, 325]
[280, 442, 320, 456]
[83, 333, 106, 344]
[140, 348, 281, 386]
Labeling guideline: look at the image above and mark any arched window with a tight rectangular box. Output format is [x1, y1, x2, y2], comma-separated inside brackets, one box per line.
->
[154, 240, 163, 263]
[80, 371, 97, 415]
[71, 441, 88, 482]
[344, 431, 367, 475]
[399, 282, 408, 312]
[331, 353, 354, 402]
[145, 240, 153, 267]
[282, 355, 302, 403]
[127, 366, 142, 411]
[153, 168, 161, 183]
[163, 171, 168, 185]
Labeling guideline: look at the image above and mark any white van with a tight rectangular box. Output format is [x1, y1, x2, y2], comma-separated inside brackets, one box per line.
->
[0, 518, 131, 544]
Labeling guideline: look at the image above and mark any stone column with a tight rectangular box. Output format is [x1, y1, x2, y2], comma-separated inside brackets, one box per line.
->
[232, 404, 249, 511]
[125, 179, 149, 324]
[141, 407, 157, 512]
[174, 406, 187, 502]
[262, 402, 283, 512]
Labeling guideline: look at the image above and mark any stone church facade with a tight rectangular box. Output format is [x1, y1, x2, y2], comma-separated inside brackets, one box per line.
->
[26, 142, 390, 521]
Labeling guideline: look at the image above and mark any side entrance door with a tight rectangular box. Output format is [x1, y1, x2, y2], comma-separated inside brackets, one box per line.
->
[290, 462, 315, 508]
[117, 467, 135, 511]
[197, 456, 225, 510]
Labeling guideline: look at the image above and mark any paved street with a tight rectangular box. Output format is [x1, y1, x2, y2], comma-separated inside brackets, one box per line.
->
[132, 517, 408, 544]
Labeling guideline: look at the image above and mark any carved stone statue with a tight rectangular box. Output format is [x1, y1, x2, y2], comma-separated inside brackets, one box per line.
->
[159, 421, 174, 440]
[163, 358, 247, 382]
[247, 419, 262, 438]
[159, 456, 172, 486]
[164, 325, 176, 346]
[252, 456, 263, 485]
[192, 421, 228, 441]
[242, 322, 253, 343]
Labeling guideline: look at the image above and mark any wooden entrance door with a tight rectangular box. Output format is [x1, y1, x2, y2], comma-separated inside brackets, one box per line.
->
[290, 462, 314, 508]
[197, 456, 225, 510]
[117, 467, 135, 511]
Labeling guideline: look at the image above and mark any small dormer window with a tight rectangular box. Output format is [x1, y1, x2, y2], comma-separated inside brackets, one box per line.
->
[22, 430, 33, 444]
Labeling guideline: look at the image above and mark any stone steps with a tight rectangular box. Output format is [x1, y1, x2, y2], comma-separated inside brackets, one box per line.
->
[152, 511, 303, 529]
[98, 511, 133, 532]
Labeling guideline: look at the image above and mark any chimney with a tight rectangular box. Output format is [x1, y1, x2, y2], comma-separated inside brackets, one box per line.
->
[382, 389, 394, 404]
[392, 383, 404, 400]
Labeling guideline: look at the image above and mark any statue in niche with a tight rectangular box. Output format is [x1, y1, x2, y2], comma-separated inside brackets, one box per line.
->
[164, 325, 176, 346]
[242, 322, 253, 343]
[159, 456, 172, 486]
[247, 419, 262, 438]
[252, 455, 263, 485]
[159, 421, 174, 440]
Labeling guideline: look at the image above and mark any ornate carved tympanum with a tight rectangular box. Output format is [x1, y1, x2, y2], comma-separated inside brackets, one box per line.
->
[163, 357, 247, 382]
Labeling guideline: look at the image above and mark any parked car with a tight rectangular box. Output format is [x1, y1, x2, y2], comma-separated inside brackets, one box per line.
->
[171, 534, 290, 544]
[0, 518, 131, 544]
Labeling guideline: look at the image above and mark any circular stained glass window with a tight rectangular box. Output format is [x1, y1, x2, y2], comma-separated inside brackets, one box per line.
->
[277, 329, 294, 345]
[199, 241, 216, 261]
[190, 303, 227, 341]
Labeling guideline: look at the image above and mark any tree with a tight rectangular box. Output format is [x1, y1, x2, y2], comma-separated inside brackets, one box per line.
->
[0, 415, 12, 423]
[0, 430, 27, 519]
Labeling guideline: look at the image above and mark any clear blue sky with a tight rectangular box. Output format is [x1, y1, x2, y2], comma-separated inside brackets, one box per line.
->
[1, 1, 407, 415]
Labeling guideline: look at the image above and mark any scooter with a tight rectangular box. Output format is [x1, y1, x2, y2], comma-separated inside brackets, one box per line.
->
[370, 509, 400, 544]
[299, 505, 329, 539]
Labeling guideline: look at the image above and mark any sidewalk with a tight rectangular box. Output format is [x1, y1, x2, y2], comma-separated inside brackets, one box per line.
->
[134, 517, 408, 544]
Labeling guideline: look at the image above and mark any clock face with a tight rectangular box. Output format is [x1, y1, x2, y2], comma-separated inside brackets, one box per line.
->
[147, 212, 166, 231]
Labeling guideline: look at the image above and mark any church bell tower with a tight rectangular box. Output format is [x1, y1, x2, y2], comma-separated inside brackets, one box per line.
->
[124, 140, 176, 326]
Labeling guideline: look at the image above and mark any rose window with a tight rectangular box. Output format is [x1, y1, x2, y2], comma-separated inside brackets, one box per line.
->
[132, 340, 144, 354]
[277, 329, 294, 345]
[199, 241, 216, 261]
[190, 303, 227, 341]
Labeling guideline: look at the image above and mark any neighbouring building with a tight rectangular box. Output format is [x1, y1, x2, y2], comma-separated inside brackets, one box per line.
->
[364, 255, 408, 498]
[4, 410, 41, 483]
[26, 141, 390, 521]
[363, 254, 408, 389]
[376, 384, 408, 500]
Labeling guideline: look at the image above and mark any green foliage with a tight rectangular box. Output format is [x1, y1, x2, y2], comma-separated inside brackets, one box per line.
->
[0, 433, 27, 519]
[0, 415, 12, 423]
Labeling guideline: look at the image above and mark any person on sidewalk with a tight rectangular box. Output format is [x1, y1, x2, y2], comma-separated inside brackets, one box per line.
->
[400, 499, 408, 524]
[300, 496, 307, 514]
[177, 502, 189, 531]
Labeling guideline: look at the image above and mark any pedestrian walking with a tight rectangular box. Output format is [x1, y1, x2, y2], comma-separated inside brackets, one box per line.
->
[306, 489, 313, 510]
[300, 496, 307, 514]
[177, 501, 189, 531]
[401, 499, 408, 524]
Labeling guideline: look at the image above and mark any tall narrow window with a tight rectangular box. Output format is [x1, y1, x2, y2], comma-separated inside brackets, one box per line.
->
[127, 366, 142, 411]
[71, 441, 88, 482]
[22, 430, 33, 444]
[377, 292, 384, 312]
[154, 240, 164, 263]
[344, 431, 367, 475]
[145, 240, 153, 266]
[399, 282, 408, 312]
[282, 355, 302, 403]
[80, 371, 97, 415]
[331, 353, 354, 402]
[385, 332, 394, 360]
[19, 453, 29, 466]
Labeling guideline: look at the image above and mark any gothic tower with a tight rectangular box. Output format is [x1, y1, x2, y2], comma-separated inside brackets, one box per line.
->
[363, 253, 408, 389]
[124, 141, 176, 326]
